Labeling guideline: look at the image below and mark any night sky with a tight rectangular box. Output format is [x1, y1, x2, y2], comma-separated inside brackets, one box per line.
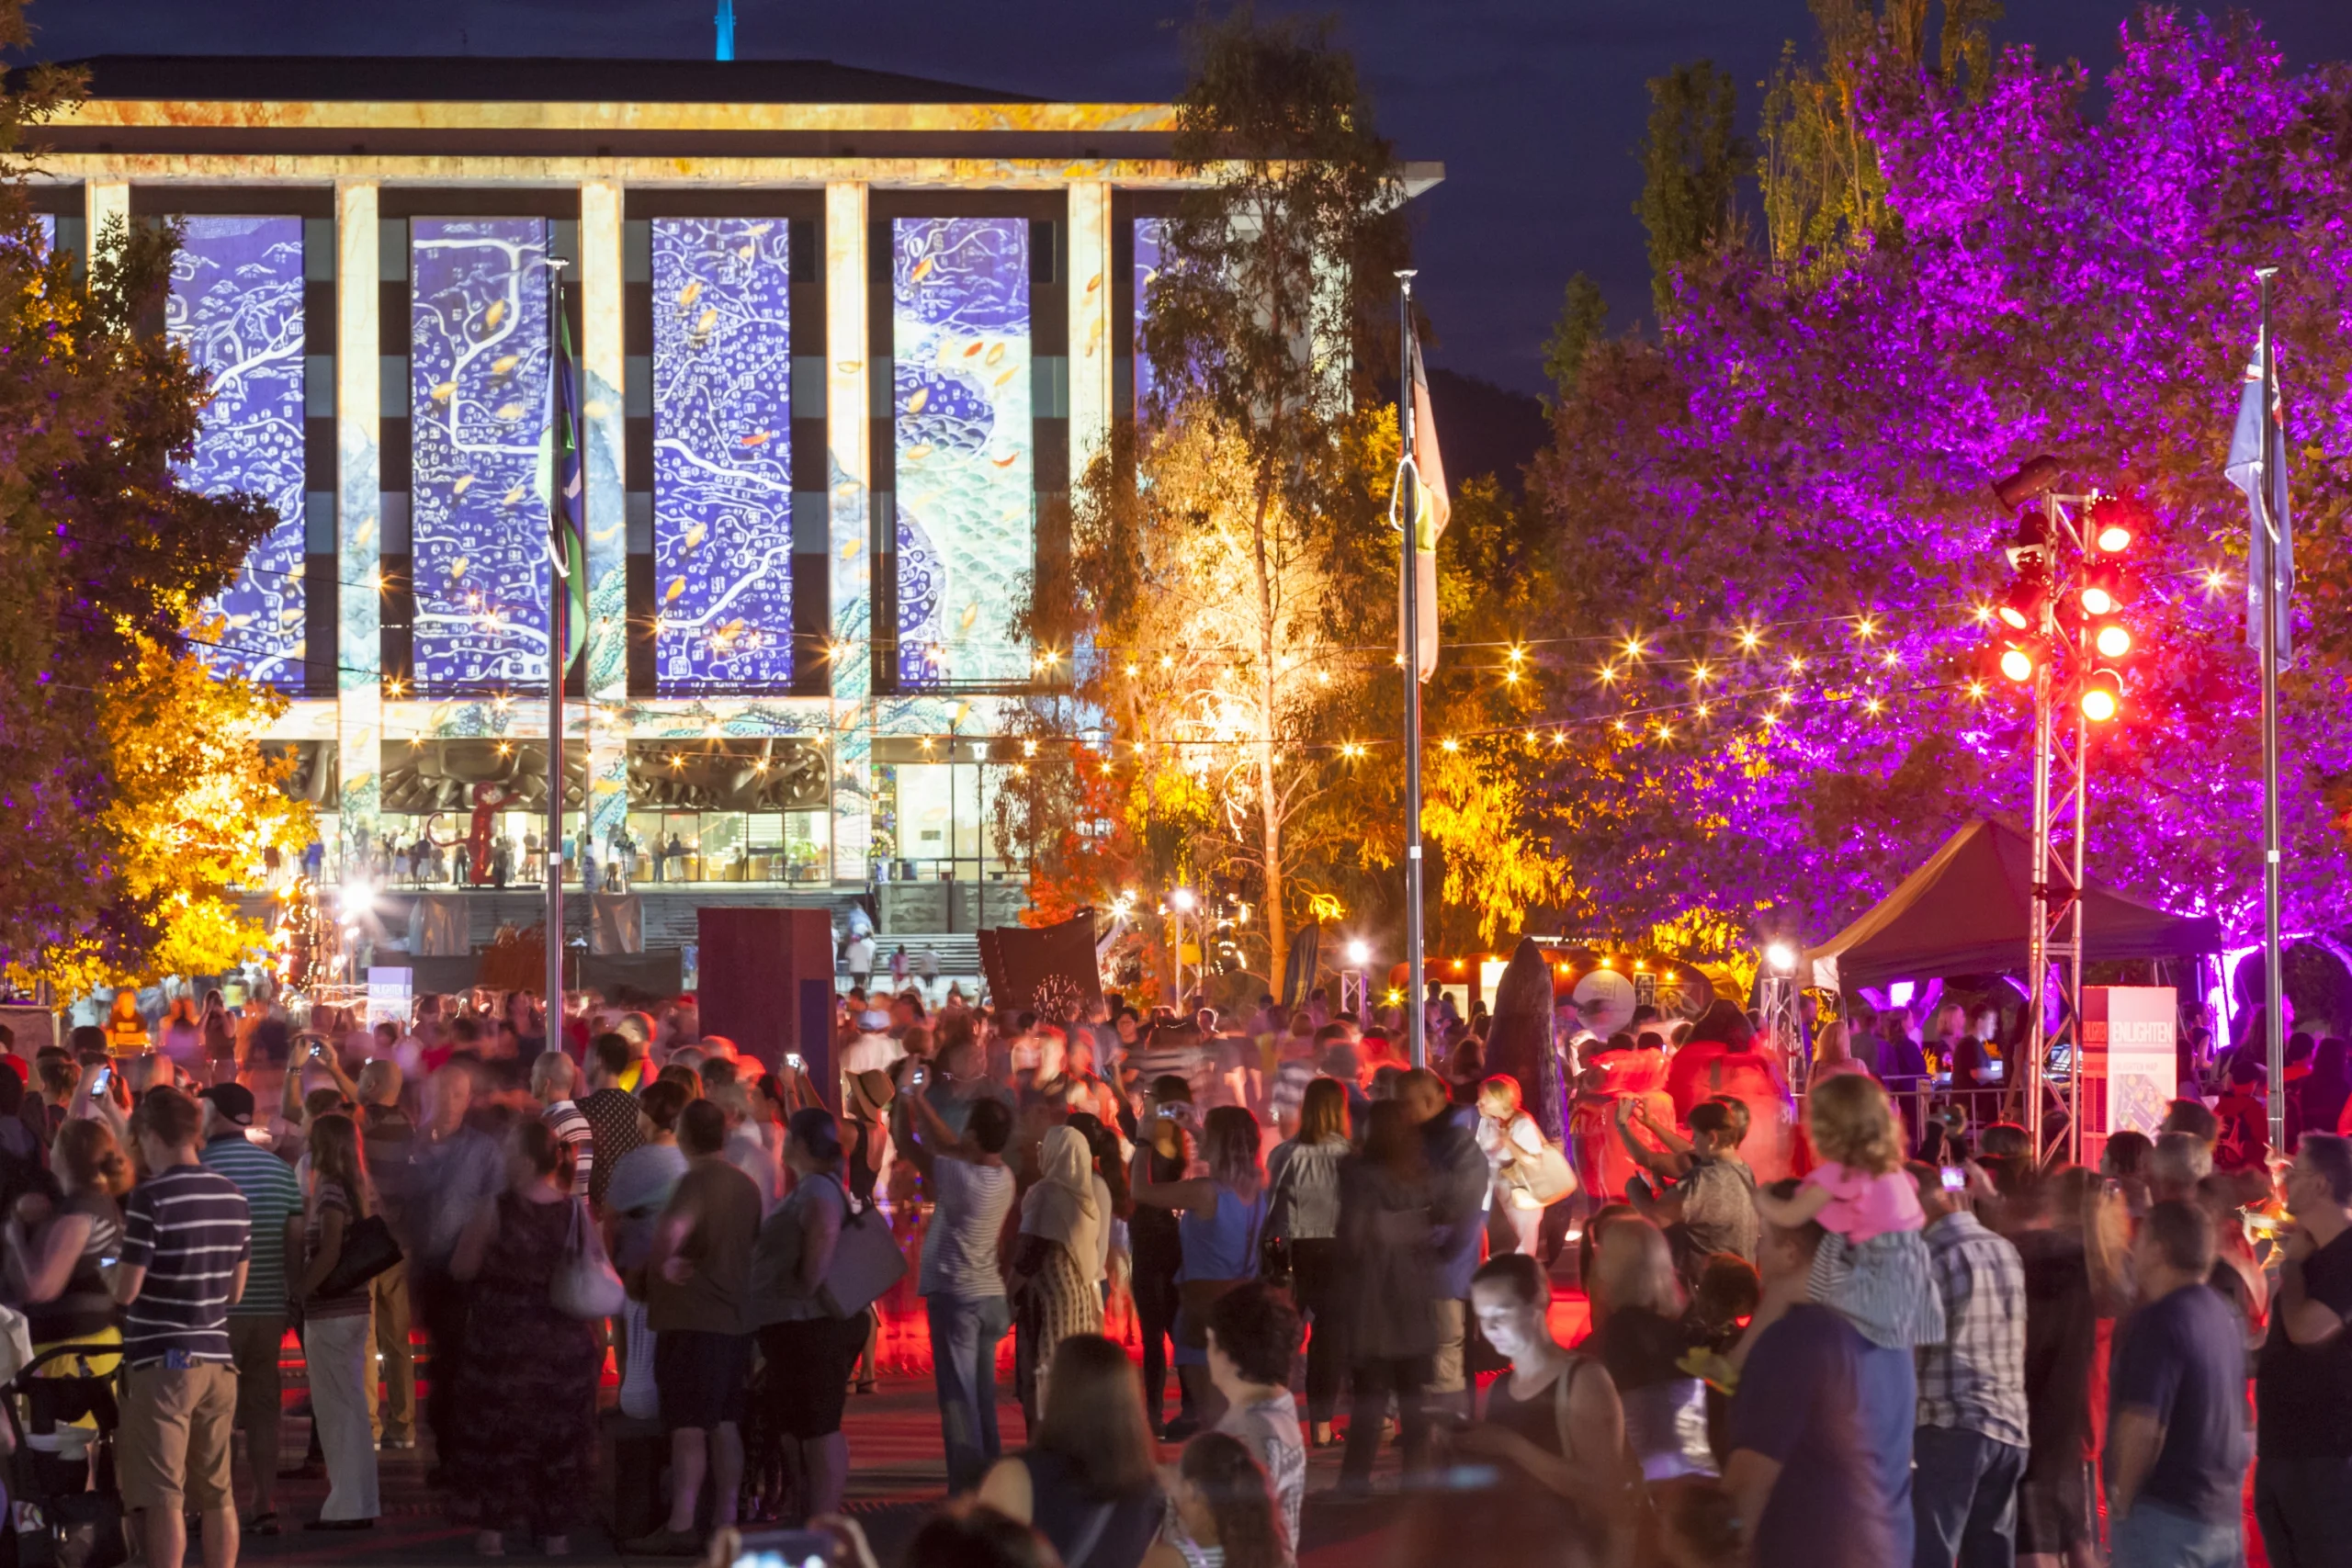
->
[30, 0, 2352, 395]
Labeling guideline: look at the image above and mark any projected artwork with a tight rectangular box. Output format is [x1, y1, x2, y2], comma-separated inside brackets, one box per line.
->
[166, 216, 308, 688]
[651, 217, 794, 691]
[891, 217, 1033, 688]
[1133, 216, 1166, 413]
[411, 218, 551, 692]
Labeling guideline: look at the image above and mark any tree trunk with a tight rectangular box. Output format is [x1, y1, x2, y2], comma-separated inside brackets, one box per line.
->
[1250, 469, 1285, 992]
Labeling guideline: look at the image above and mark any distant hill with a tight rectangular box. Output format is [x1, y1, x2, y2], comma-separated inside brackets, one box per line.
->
[1422, 368, 1549, 495]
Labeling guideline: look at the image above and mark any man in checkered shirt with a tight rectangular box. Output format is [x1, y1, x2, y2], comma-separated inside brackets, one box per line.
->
[1910, 1162, 2030, 1568]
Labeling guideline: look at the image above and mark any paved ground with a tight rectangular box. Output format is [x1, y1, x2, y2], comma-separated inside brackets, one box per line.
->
[212, 1372, 1415, 1568]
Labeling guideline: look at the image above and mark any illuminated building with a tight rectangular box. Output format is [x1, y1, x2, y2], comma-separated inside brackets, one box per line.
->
[40, 55, 1437, 951]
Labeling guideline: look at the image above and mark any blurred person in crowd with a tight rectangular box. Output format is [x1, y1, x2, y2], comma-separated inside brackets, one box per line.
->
[1145, 1431, 1285, 1568]
[411, 1062, 512, 1473]
[748, 1108, 865, 1524]
[447, 1118, 603, 1556]
[1400, 1067, 1490, 1423]
[1465, 1251, 1636, 1562]
[532, 1050, 594, 1201]
[1724, 1178, 1916, 1568]
[2254, 1133, 2352, 1566]
[196, 1082, 301, 1537]
[1587, 1214, 1715, 1486]
[978, 1335, 1165, 1568]
[1264, 1077, 1349, 1445]
[2102, 1200, 2248, 1568]
[1130, 1076, 1198, 1438]
[2006, 1168, 2104, 1568]
[1621, 1099, 1758, 1281]
[1204, 1284, 1305, 1554]
[1336, 1100, 1438, 1493]
[1909, 1161, 2029, 1568]
[113, 1087, 253, 1568]
[293, 1114, 380, 1529]
[605, 1078, 691, 1421]
[632, 1100, 763, 1555]
[898, 1081, 1018, 1492]
[1011, 1124, 1112, 1418]
[1129, 1106, 1267, 1436]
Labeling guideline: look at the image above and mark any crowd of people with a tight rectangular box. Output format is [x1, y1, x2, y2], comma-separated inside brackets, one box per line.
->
[0, 973, 2342, 1568]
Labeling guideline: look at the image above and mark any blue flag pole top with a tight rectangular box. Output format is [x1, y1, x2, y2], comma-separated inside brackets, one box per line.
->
[2224, 290, 2293, 669]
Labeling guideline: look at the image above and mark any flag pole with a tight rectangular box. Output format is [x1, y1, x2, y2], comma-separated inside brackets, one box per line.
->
[2256, 265, 2285, 1155]
[546, 254, 569, 1029]
[1397, 270, 1426, 1072]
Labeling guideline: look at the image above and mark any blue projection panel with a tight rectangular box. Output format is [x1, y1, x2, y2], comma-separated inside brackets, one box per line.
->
[892, 218, 1033, 688]
[411, 218, 551, 692]
[167, 216, 307, 688]
[651, 217, 794, 692]
[1133, 216, 1166, 412]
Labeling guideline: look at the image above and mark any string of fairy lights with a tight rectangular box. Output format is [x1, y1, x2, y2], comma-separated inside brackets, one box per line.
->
[184, 555, 2245, 765]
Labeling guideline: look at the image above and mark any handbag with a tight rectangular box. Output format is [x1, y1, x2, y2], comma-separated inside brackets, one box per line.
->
[550, 1199, 628, 1321]
[816, 1175, 908, 1320]
[1521, 1140, 1578, 1205]
[314, 1213, 402, 1300]
[1257, 1154, 1301, 1293]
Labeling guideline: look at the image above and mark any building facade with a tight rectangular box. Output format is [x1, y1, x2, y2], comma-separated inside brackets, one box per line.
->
[40, 56, 1434, 953]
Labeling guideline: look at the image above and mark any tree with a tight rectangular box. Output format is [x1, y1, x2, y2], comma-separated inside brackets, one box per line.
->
[1527, 9, 2352, 946]
[1117, 6, 1409, 984]
[1635, 61, 1747, 319]
[1540, 272, 1609, 403]
[1756, 0, 2002, 281]
[0, 17, 292, 989]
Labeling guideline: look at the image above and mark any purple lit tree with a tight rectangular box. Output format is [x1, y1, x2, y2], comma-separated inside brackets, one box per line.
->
[1529, 8, 2352, 945]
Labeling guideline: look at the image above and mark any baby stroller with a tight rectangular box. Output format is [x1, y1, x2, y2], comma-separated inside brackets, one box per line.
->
[0, 1343, 127, 1568]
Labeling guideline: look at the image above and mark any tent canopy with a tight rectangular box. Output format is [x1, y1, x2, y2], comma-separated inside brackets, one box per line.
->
[1804, 818, 2222, 991]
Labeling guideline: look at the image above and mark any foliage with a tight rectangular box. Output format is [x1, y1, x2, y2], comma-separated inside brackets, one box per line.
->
[1077, 5, 1411, 982]
[1539, 272, 1609, 404]
[1530, 7, 2352, 947]
[1756, 0, 2001, 283]
[0, 14, 289, 988]
[1635, 61, 1747, 320]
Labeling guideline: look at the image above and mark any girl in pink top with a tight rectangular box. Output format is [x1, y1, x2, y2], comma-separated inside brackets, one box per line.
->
[1751, 1074, 1945, 1348]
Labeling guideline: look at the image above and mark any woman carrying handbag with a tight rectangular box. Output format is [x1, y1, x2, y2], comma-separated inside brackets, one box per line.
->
[447, 1120, 606, 1557]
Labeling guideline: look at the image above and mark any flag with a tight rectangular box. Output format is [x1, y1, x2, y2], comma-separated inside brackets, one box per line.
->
[2224, 328, 2293, 668]
[1400, 328, 1451, 682]
[548, 297, 589, 674]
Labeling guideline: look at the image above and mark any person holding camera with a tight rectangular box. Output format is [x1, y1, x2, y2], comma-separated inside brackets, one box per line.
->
[197, 1083, 302, 1538]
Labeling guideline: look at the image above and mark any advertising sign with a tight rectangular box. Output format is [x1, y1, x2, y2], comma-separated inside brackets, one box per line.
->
[2084, 986, 2177, 1138]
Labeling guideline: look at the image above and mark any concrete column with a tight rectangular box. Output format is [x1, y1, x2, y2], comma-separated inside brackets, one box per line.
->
[1067, 180, 1114, 474]
[826, 181, 872, 886]
[85, 180, 128, 250]
[334, 181, 383, 875]
[577, 179, 631, 860]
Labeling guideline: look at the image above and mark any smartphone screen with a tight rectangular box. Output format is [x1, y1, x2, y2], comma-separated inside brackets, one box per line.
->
[732, 1529, 841, 1568]
[1939, 1166, 1965, 1192]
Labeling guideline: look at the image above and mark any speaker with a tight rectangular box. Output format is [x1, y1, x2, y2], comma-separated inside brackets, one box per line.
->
[695, 907, 837, 1095]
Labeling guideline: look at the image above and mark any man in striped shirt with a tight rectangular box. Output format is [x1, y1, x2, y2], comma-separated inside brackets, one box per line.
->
[198, 1083, 303, 1530]
[117, 1086, 253, 1568]
[533, 1050, 594, 1199]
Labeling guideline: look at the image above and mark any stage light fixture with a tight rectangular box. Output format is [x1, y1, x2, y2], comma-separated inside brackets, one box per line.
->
[1993, 455, 2068, 511]
[1999, 645, 2037, 683]
[2096, 624, 2132, 660]
[1997, 575, 2043, 632]
[2080, 670, 2123, 723]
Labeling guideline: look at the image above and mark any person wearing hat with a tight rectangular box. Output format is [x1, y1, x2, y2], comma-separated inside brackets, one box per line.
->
[197, 1082, 304, 1537]
[841, 1010, 903, 1107]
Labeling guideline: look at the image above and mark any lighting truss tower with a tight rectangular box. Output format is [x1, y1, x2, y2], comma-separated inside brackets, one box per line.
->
[2014, 485, 2127, 1162]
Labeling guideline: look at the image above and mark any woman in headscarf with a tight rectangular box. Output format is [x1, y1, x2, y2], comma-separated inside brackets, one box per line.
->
[1012, 1123, 1112, 1415]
